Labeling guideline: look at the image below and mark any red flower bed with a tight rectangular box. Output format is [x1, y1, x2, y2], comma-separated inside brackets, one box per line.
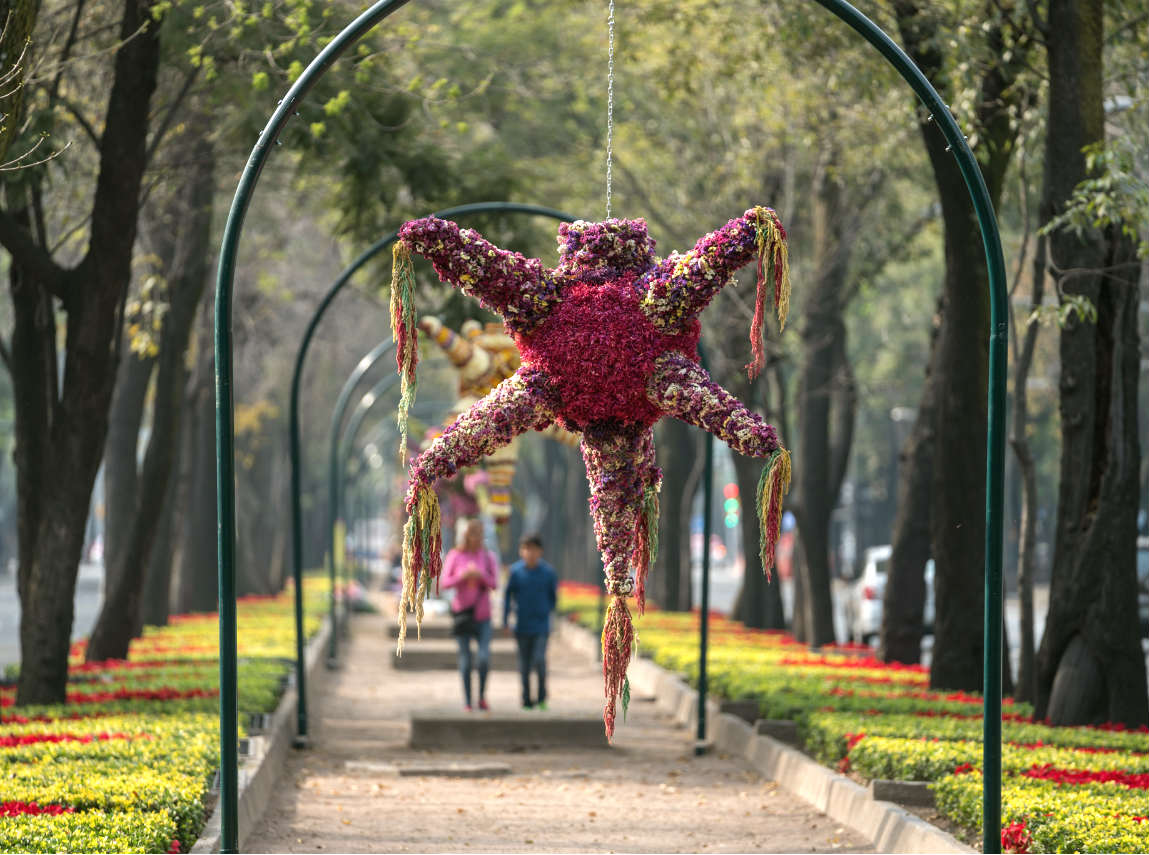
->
[907, 708, 1034, 724]
[779, 655, 928, 674]
[1016, 740, 1148, 758]
[1001, 820, 1033, 854]
[1, 687, 217, 708]
[0, 802, 75, 817]
[826, 685, 1019, 707]
[1, 710, 115, 725]
[0, 731, 142, 747]
[69, 658, 205, 674]
[837, 732, 867, 772]
[1022, 764, 1149, 790]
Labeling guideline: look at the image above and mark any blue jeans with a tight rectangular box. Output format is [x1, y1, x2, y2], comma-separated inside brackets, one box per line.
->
[455, 619, 492, 706]
[515, 631, 548, 707]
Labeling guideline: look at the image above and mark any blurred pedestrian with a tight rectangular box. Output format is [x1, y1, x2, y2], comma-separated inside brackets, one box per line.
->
[441, 518, 499, 711]
[503, 534, 557, 710]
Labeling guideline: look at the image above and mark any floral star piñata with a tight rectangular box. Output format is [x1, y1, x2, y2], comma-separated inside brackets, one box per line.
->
[391, 206, 793, 738]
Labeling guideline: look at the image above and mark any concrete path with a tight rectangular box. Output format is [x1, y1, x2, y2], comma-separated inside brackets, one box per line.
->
[248, 607, 874, 853]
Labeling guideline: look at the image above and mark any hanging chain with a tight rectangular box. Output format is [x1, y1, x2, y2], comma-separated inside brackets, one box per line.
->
[605, 0, 616, 219]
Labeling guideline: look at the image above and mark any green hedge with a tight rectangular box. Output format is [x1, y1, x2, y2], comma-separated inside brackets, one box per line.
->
[0, 810, 180, 854]
[934, 772, 1149, 853]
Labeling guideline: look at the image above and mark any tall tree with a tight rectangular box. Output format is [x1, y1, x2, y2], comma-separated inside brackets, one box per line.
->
[86, 113, 215, 661]
[730, 333, 788, 630]
[2, 0, 161, 704]
[880, 298, 941, 663]
[652, 418, 701, 611]
[1033, 0, 1147, 727]
[789, 141, 860, 646]
[888, 0, 1030, 690]
[0, 0, 40, 164]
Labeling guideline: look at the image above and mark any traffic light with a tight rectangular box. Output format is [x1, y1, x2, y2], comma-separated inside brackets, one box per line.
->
[723, 483, 739, 528]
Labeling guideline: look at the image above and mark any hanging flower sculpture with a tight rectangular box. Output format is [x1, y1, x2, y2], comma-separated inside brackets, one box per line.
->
[419, 316, 579, 524]
[391, 206, 792, 738]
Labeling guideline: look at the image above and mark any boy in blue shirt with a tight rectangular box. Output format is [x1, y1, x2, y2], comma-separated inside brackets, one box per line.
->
[503, 534, 558, 710]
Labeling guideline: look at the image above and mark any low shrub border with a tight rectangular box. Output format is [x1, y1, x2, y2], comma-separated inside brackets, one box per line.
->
[0, 579, 327, 854]
[558, 581, 1149, 854]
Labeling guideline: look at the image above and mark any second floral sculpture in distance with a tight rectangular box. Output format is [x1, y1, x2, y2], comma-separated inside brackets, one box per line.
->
[391, 206, 793, 738]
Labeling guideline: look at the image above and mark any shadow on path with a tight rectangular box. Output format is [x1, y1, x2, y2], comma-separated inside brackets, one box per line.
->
[248, 605, 875, 854]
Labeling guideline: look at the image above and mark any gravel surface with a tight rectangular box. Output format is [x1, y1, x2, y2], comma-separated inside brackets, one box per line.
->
[249, 607, 874, 854]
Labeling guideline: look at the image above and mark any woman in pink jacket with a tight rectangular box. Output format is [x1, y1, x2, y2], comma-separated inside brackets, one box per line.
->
[441, 518, 500, 711]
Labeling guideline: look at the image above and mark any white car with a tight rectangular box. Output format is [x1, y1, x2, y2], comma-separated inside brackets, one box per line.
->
[844, 545, 935, 646]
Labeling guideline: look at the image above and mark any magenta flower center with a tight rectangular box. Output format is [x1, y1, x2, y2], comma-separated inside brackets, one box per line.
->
[516, 277, 700, 431]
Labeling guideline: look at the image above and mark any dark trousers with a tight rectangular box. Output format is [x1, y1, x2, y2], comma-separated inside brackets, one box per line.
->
[514, 631, 548, 707]
[455, 620, 492, 706]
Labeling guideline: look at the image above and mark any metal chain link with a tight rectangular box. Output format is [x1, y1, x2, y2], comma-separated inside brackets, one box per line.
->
[605, 0, 615, 219]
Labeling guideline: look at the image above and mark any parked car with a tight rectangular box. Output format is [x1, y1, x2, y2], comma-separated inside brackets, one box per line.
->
[843, 545, 935, 646]
[1137, 536, 1148, 638]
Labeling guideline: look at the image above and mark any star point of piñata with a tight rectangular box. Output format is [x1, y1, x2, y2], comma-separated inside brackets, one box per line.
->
[391, 206, 792, 739]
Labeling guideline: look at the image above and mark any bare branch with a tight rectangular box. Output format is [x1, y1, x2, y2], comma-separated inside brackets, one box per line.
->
[144, 66, 201, 167]
[49, 0, 88, 105]
[56, 96, 100, 147]
[0, 137, 72, 171]
[1024, 0, 1049, 41]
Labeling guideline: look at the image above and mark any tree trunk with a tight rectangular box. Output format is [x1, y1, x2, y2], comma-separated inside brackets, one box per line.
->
[791, 142, 857, 648]
[730, 452, 785, 628]
[173, 304, 219, 614]
[86, 127, 214, 661]
[881, 298, 942, 663]
[10, 212, 75, 704]
[791, 538, 809, 643]
[103, 343, 153, 593]
[730, 327, 790, 630]
[9, 0, 161, 703]
[140, 467, 177, 627]
[1034, 0, 1147, 729]
[655, 417, 701, 611]
[1011, 235, 1046, 704]
[0, 0, 41, 163]
[893, 0, 1023, 692]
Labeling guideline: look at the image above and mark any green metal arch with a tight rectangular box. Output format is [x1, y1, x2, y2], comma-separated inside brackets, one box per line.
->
[217, 3, 1007, 851]
[322, 339, 395, 666]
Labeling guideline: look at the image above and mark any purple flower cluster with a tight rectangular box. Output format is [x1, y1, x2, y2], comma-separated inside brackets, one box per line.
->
[641, 208, 772, 333]
[647, 353, 779, 457]
[399, 217, 559, 334]
[555, 218, 658, 283]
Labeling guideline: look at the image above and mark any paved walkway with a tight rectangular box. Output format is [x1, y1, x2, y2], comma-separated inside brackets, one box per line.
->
[249, 606, 874, 853]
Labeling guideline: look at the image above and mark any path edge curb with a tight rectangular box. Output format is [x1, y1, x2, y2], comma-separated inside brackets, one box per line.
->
[192, 617, 332, 853]
[557, 618, 974, 854]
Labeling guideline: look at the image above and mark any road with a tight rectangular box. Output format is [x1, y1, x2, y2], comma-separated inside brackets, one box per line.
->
[0, 563, 105, 672]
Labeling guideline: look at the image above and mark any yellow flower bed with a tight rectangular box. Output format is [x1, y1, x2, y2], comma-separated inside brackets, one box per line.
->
[1, 577, 328, 853]
[558, 582, 1149, 853]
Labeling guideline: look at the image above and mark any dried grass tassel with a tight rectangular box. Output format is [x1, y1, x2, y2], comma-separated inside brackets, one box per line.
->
[601, 595, 636, 741]
[746, 210, 792, 379]
[396, 482, 442, 655]
[756, 447, 791, 581]
[390, 242, 419, 465]
[632, 485, 660, 615]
